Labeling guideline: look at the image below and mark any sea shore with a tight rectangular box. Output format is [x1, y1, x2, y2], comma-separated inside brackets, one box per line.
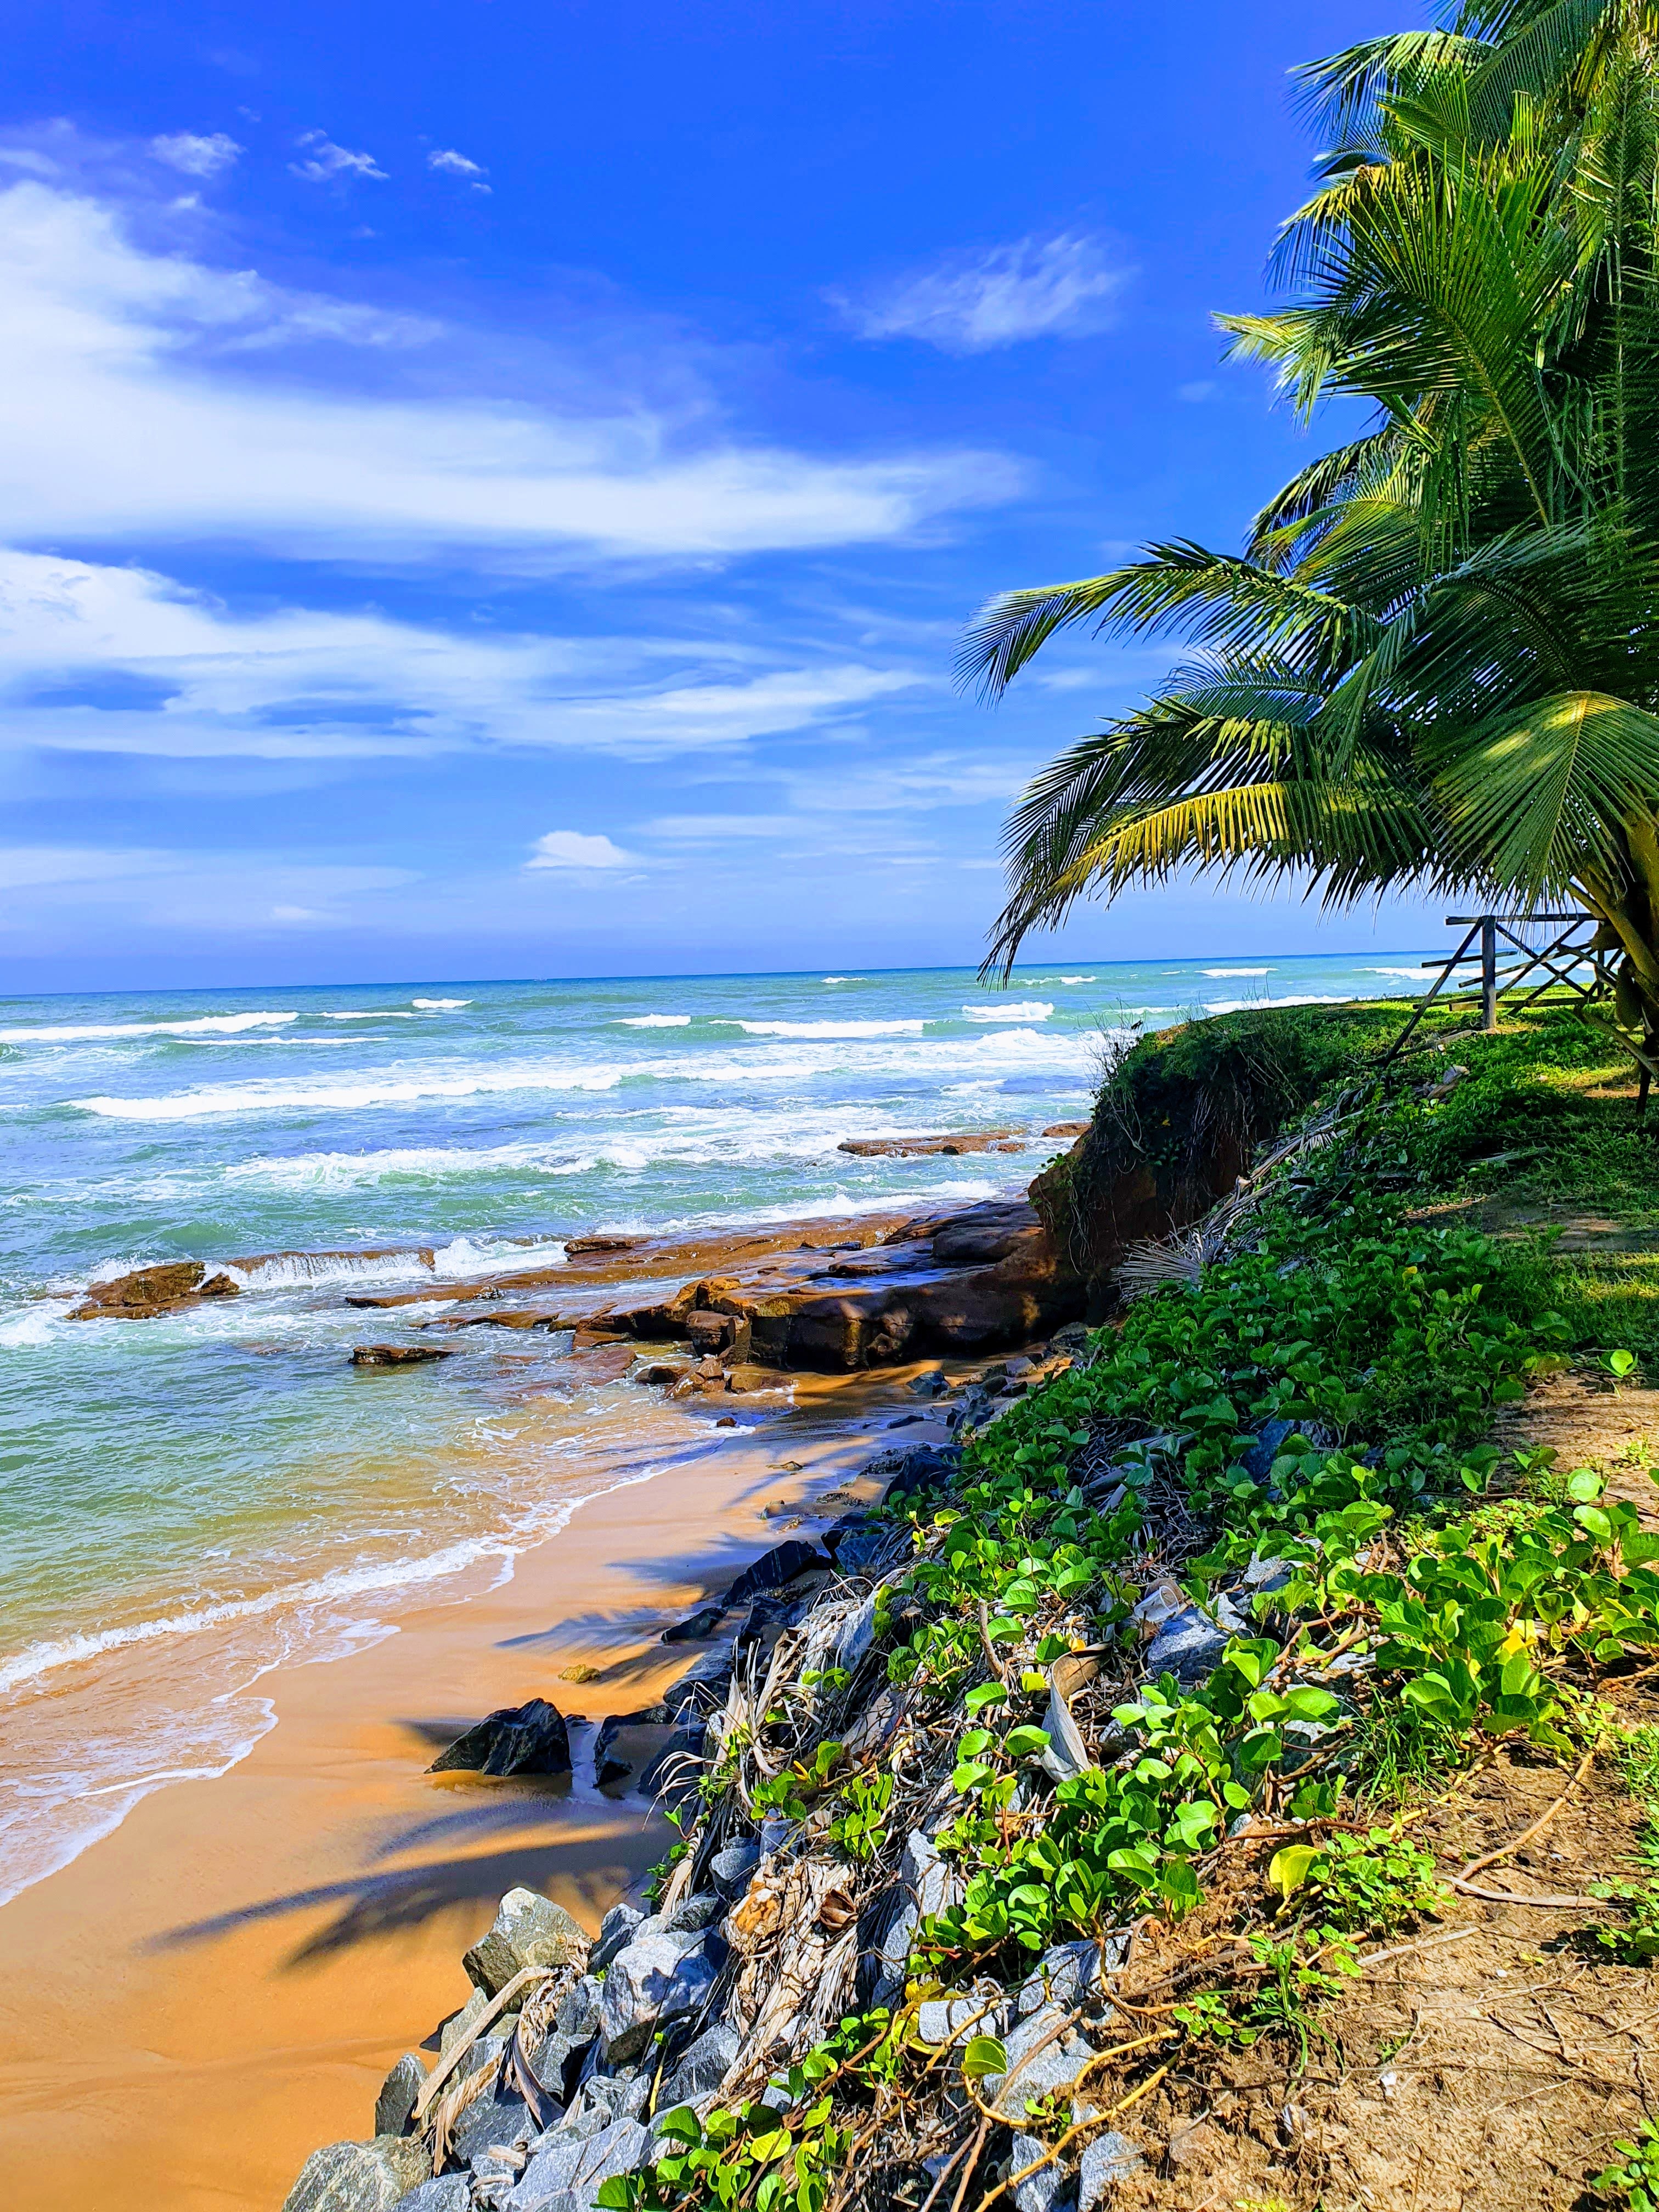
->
[0, 1265, 977, 2211]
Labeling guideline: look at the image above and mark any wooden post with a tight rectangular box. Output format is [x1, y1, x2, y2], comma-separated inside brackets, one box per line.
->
[1481, 916, 1498, 1032]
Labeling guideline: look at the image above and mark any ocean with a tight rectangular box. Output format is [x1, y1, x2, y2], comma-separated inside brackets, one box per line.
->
[0, 953, 1433, 1904]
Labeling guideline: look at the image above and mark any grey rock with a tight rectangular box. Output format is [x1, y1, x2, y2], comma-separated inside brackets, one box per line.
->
[465, 1887, 591, 1995]
[598, 1927, 716, 2064]
[855, 1885, 916, 2012]
[660, 2021, 741, 2109]
[726, 1539, 822, 1605]
[916, 1996, 1009, 2047]
[1075, 2132, 1144, 2210]
[556, 1974, 602, 2042]
[430, 1698, 572, 1778]
[373, 2050, 426, 2138]
[709, 1841, 760, 1899]
[664, 1645, 735, 1717]
[590, 1903, 645, 1972]
[876, 1444, 960, 1506]
[908, 1368, 950, 1398]
[399, 2181, 472, 2212]
[529, 2029, 577, 2100]
[638, 1722, 706, 1803]
[281, 2135, 431, 2212]
[441, 1984, 494, 2057]
[1240, 1549, 1294, 1591]
[983, 2005, 1098, 2123]
[452, 2064, 534, 2169]
[900, 1827, 959, 1918]
[663, 1605, 726, 1644]
[1016, 1936, 1128, 2016]
[1009, 2132, 1076, 2212]
[1142, 1606, 1227, 1688]
[510, 2117, 650, 2212]
[662, 1890, 721, 1934]
[759, 1813, 800, 1855]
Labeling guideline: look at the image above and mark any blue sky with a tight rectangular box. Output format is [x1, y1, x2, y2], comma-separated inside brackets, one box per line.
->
[0, 0, 1442, 993]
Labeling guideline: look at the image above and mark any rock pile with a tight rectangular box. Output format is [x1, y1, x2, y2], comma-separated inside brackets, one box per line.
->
[282, 1398, 1281, 2212]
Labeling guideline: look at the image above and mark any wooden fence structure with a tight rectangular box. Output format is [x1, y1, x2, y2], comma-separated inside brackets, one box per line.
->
[1378, 911, 1614, 1069]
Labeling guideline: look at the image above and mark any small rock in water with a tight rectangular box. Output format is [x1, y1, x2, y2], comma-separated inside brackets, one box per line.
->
[462, 1887, 590, 1995]
[351, 1343, 455, 1366]
[558, 1662, 601, 1684]
[429, 1699, 572, 1779]
[281, 2135, 430, 2212]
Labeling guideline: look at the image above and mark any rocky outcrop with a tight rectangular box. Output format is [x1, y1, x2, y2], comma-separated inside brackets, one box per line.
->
[836, 1130, 1025, 1156]
[352, 1344, 455, 1367]
[67, 1261, 240, 1321]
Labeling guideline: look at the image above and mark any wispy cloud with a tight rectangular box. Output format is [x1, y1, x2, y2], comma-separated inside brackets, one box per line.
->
[0, 180, 1015, 566]
[149, 131, 242, 178]
[428, 148, 490, 193]
[526, 830, 636, 870]
[834, 232, 1131, 354]
[289, 132, 387, 183]
[0, 548, 920, 762]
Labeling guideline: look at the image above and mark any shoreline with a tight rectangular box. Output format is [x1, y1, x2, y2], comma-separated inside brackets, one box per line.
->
[0, 1356, 950, 2212]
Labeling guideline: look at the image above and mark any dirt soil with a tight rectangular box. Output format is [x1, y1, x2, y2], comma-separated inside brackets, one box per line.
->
[1054, 1370, 1659, 2212]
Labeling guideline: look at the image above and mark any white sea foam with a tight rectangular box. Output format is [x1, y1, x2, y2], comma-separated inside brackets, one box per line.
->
[1203, 992, 1356, 1013]
[614, 1015, 692, 1027]
[0, 1012, 299, 1042]
[1368, 965, 1431, 979]
[719, 1019, 926, 1039]
[321, 1010, 418, 1020]
[961, 1001, 1054, 1022]
[821, 976, 864, 984]
[411, 998, 471, 1009]
[1202, 967, 1272, 977]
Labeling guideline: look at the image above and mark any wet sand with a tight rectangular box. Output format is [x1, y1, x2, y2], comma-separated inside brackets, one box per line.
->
[0, 1370, 940, 2211]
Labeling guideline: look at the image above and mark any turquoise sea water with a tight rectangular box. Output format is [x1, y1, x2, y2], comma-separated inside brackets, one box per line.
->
[0, 954, 1433, 1903]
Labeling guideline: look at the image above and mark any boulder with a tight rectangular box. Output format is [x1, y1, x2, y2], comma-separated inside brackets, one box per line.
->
[555, 1973, 602, 2042]
[462, 1888, 590, 1996]
[590, 1901, 645, 1972]
[507, 2116, 650, 2212]
[1142, 1607, 1227, 1687]
[398, 2180, 471, 2212]
[837, 1131, 1025, 1157]
[1009, 2132, 1075, 2212]
[439, 1985, 494, 2056]
[281, 2135, 430, 2212]
[709, 1840, 761, 1898]
[723, 1363, 778, 1393]
[662, 1605, 726, 1644]
[982, 2004, 1098, 2123]
[373, 2050, 426, 2137]
[725, 1539, 823, 1606]
[598, 1927, 721, 2064]
[430, 1699, 572, 1778]
[351, 1344, 455, 1367]
[69, 1259, 242, 1322]
[1015, 1936, 1129, 2016]
[1076, 2132, 1144, 2210]
[660, 2021, 741, 2109]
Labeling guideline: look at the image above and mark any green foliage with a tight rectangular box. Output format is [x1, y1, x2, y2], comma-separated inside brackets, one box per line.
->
[827, 1769, 892, 1863]
[1595, 2118, 1659, 2212]
[1301, 1828, 1448, 1938]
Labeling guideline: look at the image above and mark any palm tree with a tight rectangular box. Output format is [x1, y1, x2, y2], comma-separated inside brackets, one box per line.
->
[963, 1, 1659, 1054]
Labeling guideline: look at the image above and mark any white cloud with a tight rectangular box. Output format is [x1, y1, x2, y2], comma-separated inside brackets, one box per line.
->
[429, 148, 490, 193]
[1178, 380, 1217, 403]
[0, 547, 923, 761]
[526, 830, 636, 870]
[834, 233, 1131, 354]
[0, 181, 1014, 564]
[289, 132, 387, 183]
[149, 132, 242, 178]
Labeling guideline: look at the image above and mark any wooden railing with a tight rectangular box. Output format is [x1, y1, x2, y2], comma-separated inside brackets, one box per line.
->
[1379, 911, 1612, 1069]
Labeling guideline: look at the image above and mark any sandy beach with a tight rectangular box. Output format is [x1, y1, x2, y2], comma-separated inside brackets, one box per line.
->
[0, 1367, 940, 2211]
